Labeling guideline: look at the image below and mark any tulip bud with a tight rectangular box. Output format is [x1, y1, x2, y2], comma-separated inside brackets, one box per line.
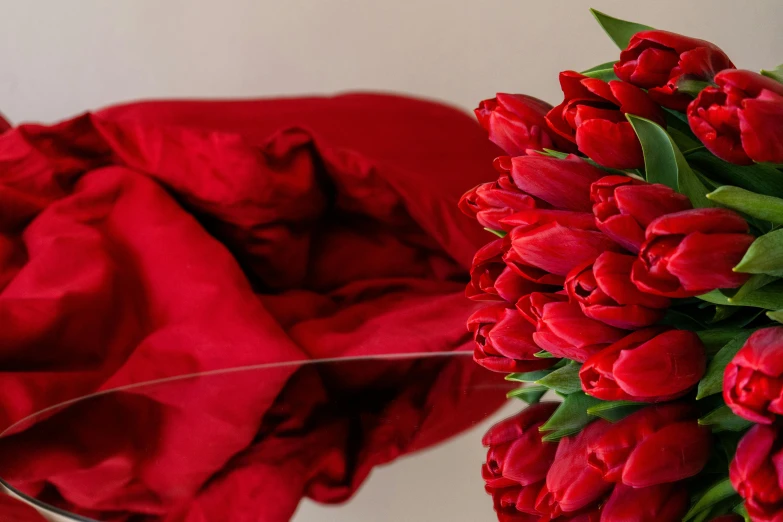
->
[580, 328, 706, 402]
[546, 72, 665, 169]
[590, 175, 692, 253]
[468, 304, 557, 373]
[475, 93, 574, 156]
[730, 423, 783, 521]
[534, 300, 626, 362]
[689, 69, 783, 165]
[505, 209, 622, 286]
[459, 176, 538, 231]
[631, 208, 754, 297]
[535, 419, 613, 517]
[615, 30, 734, 110]
[467, 239, 542, 303]
[482, 402, 559, 487]
[509, 155, 605, 212]
[586, 403, 711, 487]
[486, 484, 542, 521]
[600, 483, 689, 522]
[724, 326, 783, 424]
[565, 252, 670, 329]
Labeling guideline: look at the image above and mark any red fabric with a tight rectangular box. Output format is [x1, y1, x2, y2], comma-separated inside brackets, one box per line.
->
[0, 94, 507, 521]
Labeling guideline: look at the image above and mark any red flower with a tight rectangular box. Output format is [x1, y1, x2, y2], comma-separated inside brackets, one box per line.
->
[486, 485, 541, 521]
[600, 483, 689, 522]
[482, 402, 559, 488]
[689, 69, 783, 164]
[631, 208, 754, 297]
[535, 419, 613, 517]
[468, 304, 558, 373]
[590, 175, 692, 253]
[724, 327, 783, 424]
[730, 423, 783, 522]
[587, 403, 711, 487]
[615, 30, 734, 111]
[580, 328, 706, 402]
[467, 239, 542, 303]
[459, 176, 538, 231]
[534, 300, 626, 362]
[565, 252, 670, 329]
[546, 72, 665, 169]
[505, 209, 622, 286]
[507, 155, 605, 212]
[475, 93, 575, 156]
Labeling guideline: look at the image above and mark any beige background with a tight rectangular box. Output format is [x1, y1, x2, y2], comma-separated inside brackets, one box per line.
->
[1, 1, 782, 521]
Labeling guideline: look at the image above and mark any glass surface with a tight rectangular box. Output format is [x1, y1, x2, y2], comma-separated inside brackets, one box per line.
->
[0, 353, 512, 521]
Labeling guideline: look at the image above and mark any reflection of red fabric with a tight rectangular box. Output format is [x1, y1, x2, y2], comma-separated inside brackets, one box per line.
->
[0, 494, 47, 521]
[0, 95, 506, 520]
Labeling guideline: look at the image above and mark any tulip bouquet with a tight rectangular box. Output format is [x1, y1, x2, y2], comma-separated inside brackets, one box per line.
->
[460, 9, 783, 522]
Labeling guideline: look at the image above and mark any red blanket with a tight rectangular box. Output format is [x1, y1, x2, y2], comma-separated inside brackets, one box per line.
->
[0, 94, 505, 521]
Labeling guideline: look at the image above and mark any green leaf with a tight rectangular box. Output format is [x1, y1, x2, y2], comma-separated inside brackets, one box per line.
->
[734, 502, 750, 522]
[586, 400, 643, 422]
[735, 229, 783, 276]
[506, 367, 560, 383]
[699, 405, 754, 432]
[683, 478, 737, 521]
[536, 362, 582, 394]
[660, 308, 707, 330]
[676, 78, 711, 97]
[542, 148, 569, 159]
[534, 350, 555, 358]
[689, 150, 783, 199]
[484, 227, 507, 238]
[589, 9, 653, 49]
[729, 274, 778, 304]
[761, 63, 783, 84]
[627, 115, 712, 207]
[707, 185, 783, 224]
[697, 331, 754, 399]
[507, 385, 548, 404]
[710, 305, 739, 324]
[581, 60, 618, 74]
[697, 329, 749, 356]
[698, 281, 783, 309]
[668, 127, 702, 153]
[769, 309, 783, 323]
[539, 392, 602, 441]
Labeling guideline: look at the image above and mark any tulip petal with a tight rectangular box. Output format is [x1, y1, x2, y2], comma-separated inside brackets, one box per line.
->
[600, 483, 688, 522]
[667, 232, 753, 292]
[622, 421, 711, 487]
[510, 155, 604, 212]
[739, 90, 783, 164]
[612, 329, 705, 398]
[576, 119, 644, 169]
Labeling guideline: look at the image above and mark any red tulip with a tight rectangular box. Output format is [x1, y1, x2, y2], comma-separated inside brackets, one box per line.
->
[565, 252, 670, 329]
[507, 155, 605, 212]
[600, 483, 689, 522]
[632, 208, 754, 297]
[475, 93, 575, 156]
[590, 175, 692, 253]
[586, 403, 711, 487]
[505, 209, 622, 286]
[459, 176, 539, 231]
[730, 423, 783, 522]
[468, 304, 558, 373]
[516, 291, 568, 326]
[467, 239, 543, 303]
[534, 300, 626, 362]
[724, 327, 783, 424]
[487, 485, 541, 521]
[546, 72, 665, 169]
[689, 69, 783, 165]
[536, 419, 613, 517]
[482, 403, 559, 488]
[615, 30, 734, 111]
[580, 328, 706, 402]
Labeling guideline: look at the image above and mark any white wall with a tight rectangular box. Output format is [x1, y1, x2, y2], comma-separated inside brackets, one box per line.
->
[1, 1, 781, 521]
[1, 0, 781, 124]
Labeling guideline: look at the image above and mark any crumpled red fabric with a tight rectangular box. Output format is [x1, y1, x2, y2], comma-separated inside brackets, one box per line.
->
[0, 94, 506, 521]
